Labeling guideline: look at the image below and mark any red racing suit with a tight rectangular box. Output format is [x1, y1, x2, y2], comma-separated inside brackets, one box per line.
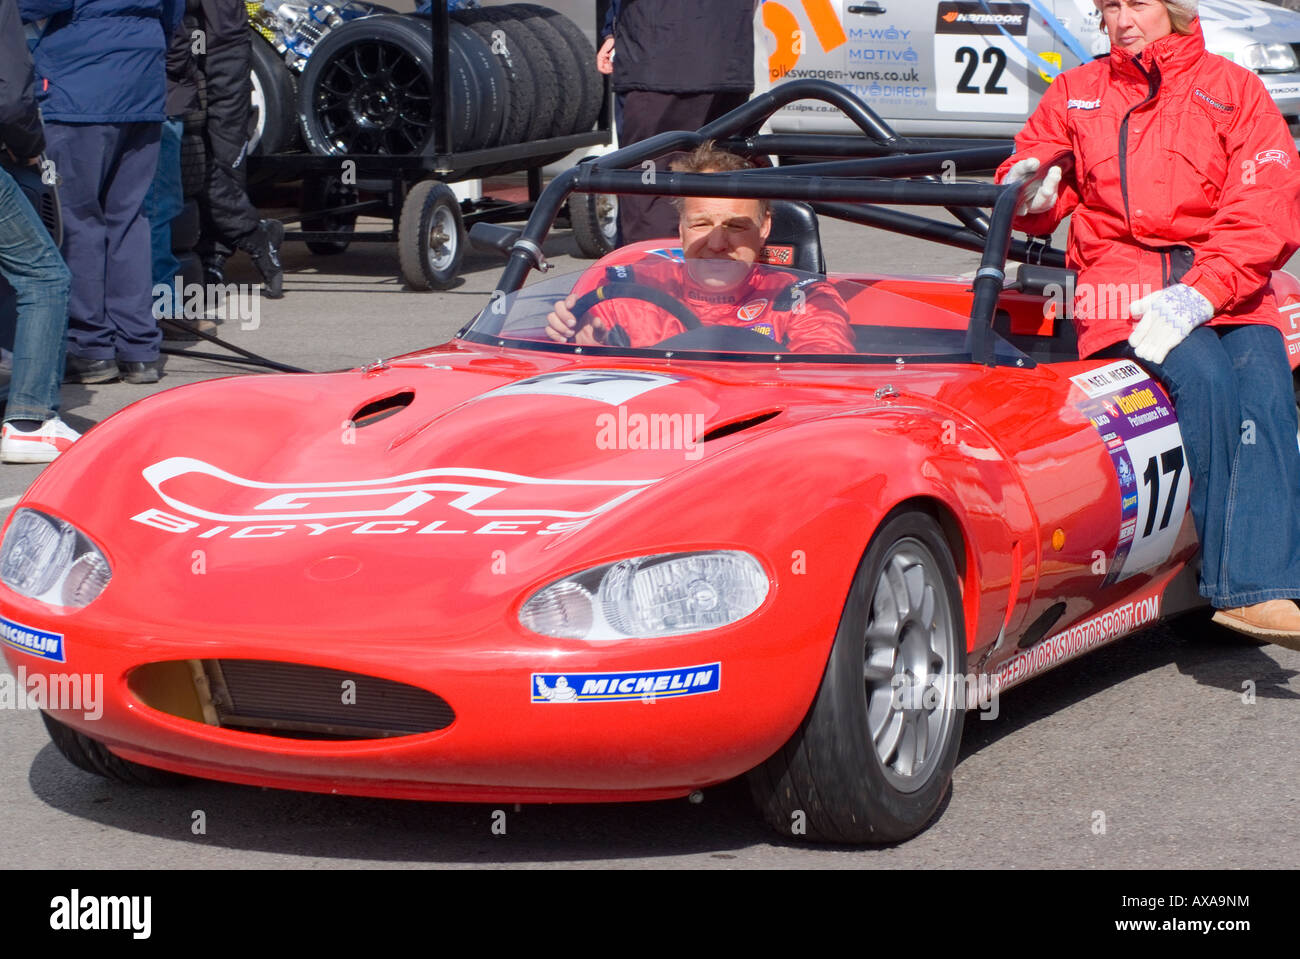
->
[995, 20, 1300, 359]
[573, 258, 856, 353]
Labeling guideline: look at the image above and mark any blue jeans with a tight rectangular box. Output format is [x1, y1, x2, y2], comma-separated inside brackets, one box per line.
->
[0, 164, 72, 424]
[145, 119, 183, 317]
[1104, 324, 1300, 607]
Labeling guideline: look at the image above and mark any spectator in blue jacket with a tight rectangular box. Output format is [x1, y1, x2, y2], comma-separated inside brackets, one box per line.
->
[21, 0, 182, 384]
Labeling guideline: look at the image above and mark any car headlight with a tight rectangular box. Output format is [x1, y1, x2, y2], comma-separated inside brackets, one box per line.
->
[519, 551, 769, 641]
[1242, 42, 1298, 74]
[0, 509, 112, 608]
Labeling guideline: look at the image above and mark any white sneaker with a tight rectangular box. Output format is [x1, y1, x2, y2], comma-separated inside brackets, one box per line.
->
[1, 417, 81, 464]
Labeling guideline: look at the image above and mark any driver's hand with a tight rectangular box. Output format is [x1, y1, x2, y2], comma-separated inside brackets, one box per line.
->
[545, 295, 608, 345]
[545, 295, 580, 341]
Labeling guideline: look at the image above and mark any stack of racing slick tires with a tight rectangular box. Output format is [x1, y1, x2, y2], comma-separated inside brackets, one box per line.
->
[296, 4, 603, 161]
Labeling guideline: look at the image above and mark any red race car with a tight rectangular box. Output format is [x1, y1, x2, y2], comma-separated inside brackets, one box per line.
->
[4, 81, 1298, 844]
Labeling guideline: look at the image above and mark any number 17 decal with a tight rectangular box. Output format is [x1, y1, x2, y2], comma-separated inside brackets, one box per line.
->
[1142, 446, 1184, 538]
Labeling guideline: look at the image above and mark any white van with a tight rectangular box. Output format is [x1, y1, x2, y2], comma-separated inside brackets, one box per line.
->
[764, 0, 1300, 139]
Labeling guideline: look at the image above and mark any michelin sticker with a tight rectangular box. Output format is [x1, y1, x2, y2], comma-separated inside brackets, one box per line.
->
[1, 616, 65, 663]
[935, 2, 1032, 115]
[1071, 361, 1190, 585]
[532, 663, 721, 703]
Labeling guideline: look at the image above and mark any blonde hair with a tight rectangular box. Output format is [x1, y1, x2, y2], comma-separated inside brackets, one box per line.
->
[1096, 2, 1194, 36]
[1164, 2, 1195, 34]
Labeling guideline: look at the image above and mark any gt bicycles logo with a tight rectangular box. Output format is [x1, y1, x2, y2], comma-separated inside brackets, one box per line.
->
[131, 457, 659, 539]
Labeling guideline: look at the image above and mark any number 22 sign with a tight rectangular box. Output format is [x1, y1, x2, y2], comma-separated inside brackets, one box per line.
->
[934, 1, 1032, 115]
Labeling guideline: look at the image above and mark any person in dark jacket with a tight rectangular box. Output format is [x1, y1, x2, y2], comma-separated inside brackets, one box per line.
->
[601, 0, 757, 243]
[0, 0, 78, 460]
[21, 0, 182, 384]
[146, 17, 199, 330]
[193, 0, 284, 298]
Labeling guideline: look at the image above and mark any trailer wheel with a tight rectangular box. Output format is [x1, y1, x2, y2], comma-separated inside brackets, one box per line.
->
[399, 180, 464, 291]
[301, 174, 357, 256]
[569, 192, 618, 259]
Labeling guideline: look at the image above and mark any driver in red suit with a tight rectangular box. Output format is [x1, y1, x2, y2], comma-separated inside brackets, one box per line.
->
[546, 143, 856, 354]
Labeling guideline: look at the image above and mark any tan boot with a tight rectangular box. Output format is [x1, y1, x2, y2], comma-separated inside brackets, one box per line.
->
[1212, 600, 1300, 649]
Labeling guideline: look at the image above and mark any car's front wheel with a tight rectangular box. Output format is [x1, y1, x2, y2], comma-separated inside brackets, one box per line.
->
[40, 712, 186, 786]
[748, 510, 966, 843]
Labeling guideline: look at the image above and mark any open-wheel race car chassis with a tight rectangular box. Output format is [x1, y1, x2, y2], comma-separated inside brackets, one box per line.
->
[246, 0, 615, 290]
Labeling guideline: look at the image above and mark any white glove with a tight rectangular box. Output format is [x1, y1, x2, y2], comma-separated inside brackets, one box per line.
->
[1004, 157, 1063, 216]
[1128, 284, 1215, 364]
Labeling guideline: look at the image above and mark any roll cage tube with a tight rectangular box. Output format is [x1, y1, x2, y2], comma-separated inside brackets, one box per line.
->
[475, 79, 1043, 363]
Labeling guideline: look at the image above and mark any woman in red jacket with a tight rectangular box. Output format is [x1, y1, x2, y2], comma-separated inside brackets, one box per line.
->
[997, 0, 1300, 644]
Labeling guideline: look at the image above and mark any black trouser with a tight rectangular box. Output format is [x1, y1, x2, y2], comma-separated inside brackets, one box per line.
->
[196, 0, 259, 258]
[615, 89, 750, 244]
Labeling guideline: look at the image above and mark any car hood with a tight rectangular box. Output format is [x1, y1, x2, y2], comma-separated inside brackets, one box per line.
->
[14, 348, 890, 635]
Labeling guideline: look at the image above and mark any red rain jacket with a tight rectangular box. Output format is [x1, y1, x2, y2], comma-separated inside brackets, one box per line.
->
[995, 20, 1300, 359]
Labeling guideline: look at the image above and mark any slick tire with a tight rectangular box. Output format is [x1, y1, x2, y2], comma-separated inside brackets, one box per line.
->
[398, 179, 464, 291]
[450, 20, 507, 150]
[249, 32, 300, 156]
[454, 7, 532, 147]
[747, 509, 967, 843]
[478, 6, 556, 146]
[41, 712, 187, 787]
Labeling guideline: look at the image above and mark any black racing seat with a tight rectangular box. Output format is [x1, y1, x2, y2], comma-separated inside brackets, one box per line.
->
[759, 200, 826, 275]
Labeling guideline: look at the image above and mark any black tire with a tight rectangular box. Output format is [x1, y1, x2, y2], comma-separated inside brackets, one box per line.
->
[445, 20, 483, 151]
[500, 3, 580, 140]
[513, 3, 601, 135]
[41, 712, 186, 787]
[450, 21, 507, 150]
[180, 133, 206, 200]
[170, 197, 201, 253]
[398, 179, 464, 291]
[748, 510, 967, 843]
[569, 192, 618, 258]
[300, 15, 463, 156]
[479, 6, 556, 146]
[249, 32, 299, 156]
[300, 174, 357, 255]
[455, 7, 534, 147]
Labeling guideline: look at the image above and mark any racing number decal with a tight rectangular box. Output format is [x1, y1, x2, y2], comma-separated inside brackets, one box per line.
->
[1141, 447, 1184, 538]
[934, 2, 1031, 115]
[1071, 361, 1191, 584]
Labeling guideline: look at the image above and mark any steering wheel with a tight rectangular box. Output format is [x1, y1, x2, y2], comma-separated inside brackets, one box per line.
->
[567, 282, 703, 345]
